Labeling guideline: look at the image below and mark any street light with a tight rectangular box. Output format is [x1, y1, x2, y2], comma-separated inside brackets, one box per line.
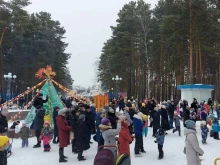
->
[112, 75, 122, 97]
[4, 73, 17, 100]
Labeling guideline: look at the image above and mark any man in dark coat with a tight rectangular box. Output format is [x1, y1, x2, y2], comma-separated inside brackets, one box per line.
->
[33, 108, 46, 148]
[0, 108, 8, 134]
[18, 96, 25, 109]
[191, 98, 198, 114]
[183, 106, 190, 127]
[107, 108, 117, 129]
[85, 105, 95, 144]
[53, 106, 60, 144]
[160, 106, 170, 132]
[10, 120, 20, 129]
[168, 101, 175, 129]
[56, 108, 71, 163]
[66, 97, 73, 109]
[33, 93, 48, 108]
[75, 114, 90, 161]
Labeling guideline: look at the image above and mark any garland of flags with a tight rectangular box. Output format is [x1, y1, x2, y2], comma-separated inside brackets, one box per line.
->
[1, 79, 46, 107]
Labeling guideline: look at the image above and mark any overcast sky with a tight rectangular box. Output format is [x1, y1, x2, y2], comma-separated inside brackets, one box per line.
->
[27, 0, 159, 88]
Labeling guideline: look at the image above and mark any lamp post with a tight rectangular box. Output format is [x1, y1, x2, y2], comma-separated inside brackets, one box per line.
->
[4, 73, 16, 100]
[112, 75, 122, 97]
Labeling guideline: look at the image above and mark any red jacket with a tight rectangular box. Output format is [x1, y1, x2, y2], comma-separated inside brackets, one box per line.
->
[56, 115, 71, 148]
[118, 121, 133, 156]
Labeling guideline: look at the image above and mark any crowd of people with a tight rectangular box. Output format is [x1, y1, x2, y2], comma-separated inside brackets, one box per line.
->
[0, 94, 220, 165]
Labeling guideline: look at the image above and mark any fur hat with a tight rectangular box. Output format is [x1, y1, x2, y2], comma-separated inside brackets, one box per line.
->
[185, 120, 195, 129]
[0, 136, 9, 148]
[78, 114, 86, 121]
[58, 108, 68, 115]
[101, 118, 110, 125]
[161, 105, 166, 109]
[0, 106, 8, 116]
[154, 107, 158, 111]
[109, 108, 114, 114]
[124, 107, 129, 111]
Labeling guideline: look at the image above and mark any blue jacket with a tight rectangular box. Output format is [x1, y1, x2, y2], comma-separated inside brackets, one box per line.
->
[133, 114, 143, 136]
[201, 125, 209, 136]
[212, 121, 220, 132]
[201, 111, 207, 121]
[90, 106, 96, 118]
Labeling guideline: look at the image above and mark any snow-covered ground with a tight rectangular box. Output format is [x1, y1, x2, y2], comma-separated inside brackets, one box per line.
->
[8, 122, 220, 165]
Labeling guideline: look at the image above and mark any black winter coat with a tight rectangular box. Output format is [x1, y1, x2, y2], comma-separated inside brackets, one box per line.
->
[168, 104, 175, 119]
[33, 109, 45, 131]
[0, 114, 8, 133]
[108, 112, 117, 129]
[85, 111, 95, 130]
[160, 109, 170, 131]
[75, 119, 90, 151]
[152, 110, 160, 130]
[129, 108, 136, 121]
[33, 97, 48, 108]
[53, 109, 58, 136]
[70, 114, 78, 133]
[0, 151, 7, 165]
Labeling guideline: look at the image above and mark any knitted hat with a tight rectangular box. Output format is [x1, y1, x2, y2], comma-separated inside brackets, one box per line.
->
[138, 112, 143, 118]
[201, 121, 206, 125]
[0, 136, 9, 148]
[58, 108, 67, 115]
[101, 118, 110, 125]
[185, 120, 195, 129]
[44, 121, 50, 125]
[78, 114, 85, 121]
[142, 115, 148, 121]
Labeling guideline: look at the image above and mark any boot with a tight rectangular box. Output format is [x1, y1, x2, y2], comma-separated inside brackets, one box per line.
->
[78, 151, 86, 161]
[33, 142, 41, 148]
[59, 148, 67, 163]
[53, 139, 58, 144]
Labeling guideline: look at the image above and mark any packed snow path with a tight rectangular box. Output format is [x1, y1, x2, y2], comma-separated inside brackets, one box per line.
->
[8, 122, 220, 165]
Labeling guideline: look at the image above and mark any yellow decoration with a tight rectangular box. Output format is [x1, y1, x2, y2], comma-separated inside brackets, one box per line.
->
[35, 65, 56, 79]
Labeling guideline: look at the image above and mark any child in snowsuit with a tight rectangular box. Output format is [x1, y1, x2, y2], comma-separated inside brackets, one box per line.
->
[212, 118, 220, 140]
[20, 122, 30, 147]
[40, 121, 52, 152]
[173, 111, 181, 136]
[133, 112, 145, 157]
[0, 136, 10, 165]
[142, 115, 148, 137]
[200, 121, 209, 144]
[155, 128, 165, 160]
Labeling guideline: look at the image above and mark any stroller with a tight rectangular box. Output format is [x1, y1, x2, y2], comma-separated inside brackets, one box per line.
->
[94, 145, 131, 165]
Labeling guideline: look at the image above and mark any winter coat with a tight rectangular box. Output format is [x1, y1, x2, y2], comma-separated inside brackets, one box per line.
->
[10, 121, 19, 129]
[123, 111, 132, 126]
[70, 114, 78, 133]
[152, 110, 160, 130]
[85, 111, 95, 130]
[128, 108, 136, 121]
[118, 121, 132, 156]
[133, 114, 143, 136]
[75, 119, 90, 151]
[173, 115, 181, 127]
[184, 128, 204, 165]
[33, 97, 48, 108]
[155, 130, 165, 145]
[56, 115, 71, 148]
[33, 108, 45, 131]
[53, 109, 58, 136]
[101, 122, 121, 153]
[108, 112, 117, 129]
[95, 112, 102, 143]
[212, 121, 220, 132]
[119, 99, 125, 110]
[160, 108, 170, 131]
[20, 127, 30, 140]
[40, 127, 52, 145]
[201, 125, 209, 137]
[0, 151, 7, 165]
[168, 104, 175, 119]
[183, 108, 190, 122]
[0, 114, 8, 133]
[200, 110, 207, 121]
[90, 106, 96, 118]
